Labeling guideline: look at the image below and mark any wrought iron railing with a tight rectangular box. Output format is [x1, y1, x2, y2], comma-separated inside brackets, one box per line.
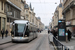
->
[53, 36, 70, 50]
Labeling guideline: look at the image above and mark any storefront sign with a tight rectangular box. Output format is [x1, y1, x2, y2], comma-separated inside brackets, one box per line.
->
[7, 12, 12, 16]
[66, 21, 71, 25]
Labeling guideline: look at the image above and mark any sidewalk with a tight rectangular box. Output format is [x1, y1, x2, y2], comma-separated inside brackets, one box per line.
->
[0, 36, 11, 45]
[61, 37, 75, 50]
[48, 33, 55, 50]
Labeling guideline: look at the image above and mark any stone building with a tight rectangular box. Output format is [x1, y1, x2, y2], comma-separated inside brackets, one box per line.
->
[24, 2, 35, 24]
[5, 0, 21, 34]
[49, 22, 52, 30]
[63, 0, 75, 36]
[0, 0, 7, 35]
[52, 3, 63, 29]
[24, 2, 30, 21]
[52, 16, 54, 29]
[21, 0, 25, 19]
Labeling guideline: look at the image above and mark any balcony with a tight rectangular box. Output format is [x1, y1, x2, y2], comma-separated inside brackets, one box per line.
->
[63, 0, 75, 13]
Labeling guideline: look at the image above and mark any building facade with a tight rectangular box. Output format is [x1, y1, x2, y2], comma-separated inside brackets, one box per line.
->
[5, 0, 21, 34]
[21, 0, 25, 19]
[52, 3, 63, 29]
[0, 0, 7, 35]
[52, 16, 54, 29]
[49, 22, 52, 30]
[63, 0, 75, 36]
[0, 0, 44, 36]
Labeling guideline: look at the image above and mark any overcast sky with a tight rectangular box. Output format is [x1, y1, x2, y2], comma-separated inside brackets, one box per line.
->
[26, 0, 60, 26]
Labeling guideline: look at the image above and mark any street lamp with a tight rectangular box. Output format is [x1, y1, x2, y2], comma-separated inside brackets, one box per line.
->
[55, 2, 57, 4]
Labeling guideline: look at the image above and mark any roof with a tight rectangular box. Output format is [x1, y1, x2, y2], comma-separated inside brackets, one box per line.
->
[59, 3, 62, 7]
[24, 4, 29, 9]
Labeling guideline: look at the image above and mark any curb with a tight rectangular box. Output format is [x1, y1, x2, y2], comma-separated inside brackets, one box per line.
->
[0, 41, 11, 45]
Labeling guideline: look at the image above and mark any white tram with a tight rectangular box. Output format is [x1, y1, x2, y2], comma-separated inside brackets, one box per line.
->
[11, 20, 38, 42]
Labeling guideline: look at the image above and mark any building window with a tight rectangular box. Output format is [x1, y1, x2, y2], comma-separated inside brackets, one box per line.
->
[0, 17, 1, 31]
[10, 19, 13, 22]
[2, 18, 5, 30]
[9, 6, 12, 12]
[26, 16, 28, 19]
[32, 19, 34, 23]
[6, 4, 9, 12]
[21, 0, 24, 3]
[7, 18, 9, 22]
[14, 11, 15, 18]
[26, 10, 28, 13]
[1, 1, 3, 10]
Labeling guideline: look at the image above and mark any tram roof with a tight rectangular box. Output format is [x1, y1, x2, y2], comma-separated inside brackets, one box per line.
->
[13, 20, 38, 27]
[14, 20, 29, 24]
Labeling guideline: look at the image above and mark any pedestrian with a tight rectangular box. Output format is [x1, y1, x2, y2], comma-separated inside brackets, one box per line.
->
[5, 29, 8, 37]
[55, 30, 58, 37]
[48, 29, 50, 34]
[52, 29, 57, 38]
[67, 29, 72, 41]
[50, 29, 53, 33]
[52, 29, 56, 37]
[1, 29, 4, 39]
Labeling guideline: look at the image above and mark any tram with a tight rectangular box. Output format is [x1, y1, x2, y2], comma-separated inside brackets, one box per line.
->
[11, 20, 38, 42]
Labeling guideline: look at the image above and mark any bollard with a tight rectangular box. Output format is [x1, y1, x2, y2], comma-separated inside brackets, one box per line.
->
[66, 33, 68, 43]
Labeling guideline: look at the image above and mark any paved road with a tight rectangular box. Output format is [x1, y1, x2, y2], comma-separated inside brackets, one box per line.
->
[0, 31, 54, 50]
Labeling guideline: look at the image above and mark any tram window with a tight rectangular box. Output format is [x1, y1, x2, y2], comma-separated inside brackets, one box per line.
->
[15, 24, 25, 33]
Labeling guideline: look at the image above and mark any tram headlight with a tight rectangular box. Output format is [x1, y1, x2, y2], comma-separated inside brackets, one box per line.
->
[25, 35, 27, 37]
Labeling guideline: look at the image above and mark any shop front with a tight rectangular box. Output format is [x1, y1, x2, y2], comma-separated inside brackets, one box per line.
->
[0, 13, 6, 36]
[66, 20, 75, 37]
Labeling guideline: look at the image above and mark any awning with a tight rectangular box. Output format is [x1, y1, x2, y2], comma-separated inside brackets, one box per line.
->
[66, 25, 75, 27]
[54, 25, 75, 28]
[54, 25, 58, 28]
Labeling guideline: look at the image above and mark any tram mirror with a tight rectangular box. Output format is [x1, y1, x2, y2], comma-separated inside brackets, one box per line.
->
[11, 31, 14, 34]
[26, 23, 29, 26]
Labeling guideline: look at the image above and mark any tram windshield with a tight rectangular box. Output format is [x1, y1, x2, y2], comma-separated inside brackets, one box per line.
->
[15, 24, 25, 33]
[15, 24, 26, 36]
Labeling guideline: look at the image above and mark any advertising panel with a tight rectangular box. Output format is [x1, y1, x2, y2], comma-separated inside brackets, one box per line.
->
[59, 29, 65, 36]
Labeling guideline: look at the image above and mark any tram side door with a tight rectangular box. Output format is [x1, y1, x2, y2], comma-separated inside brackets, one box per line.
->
[24, 26, 30, 37]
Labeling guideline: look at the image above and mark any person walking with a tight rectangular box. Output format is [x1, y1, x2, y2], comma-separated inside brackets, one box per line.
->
[1, 29, 4, 39]
[55, 30, 58, 37]
[52, 29, 56, 37]
[48, 29, 50, 34]
[5, 30, 8, 37]
[67, 29, 72, 41]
